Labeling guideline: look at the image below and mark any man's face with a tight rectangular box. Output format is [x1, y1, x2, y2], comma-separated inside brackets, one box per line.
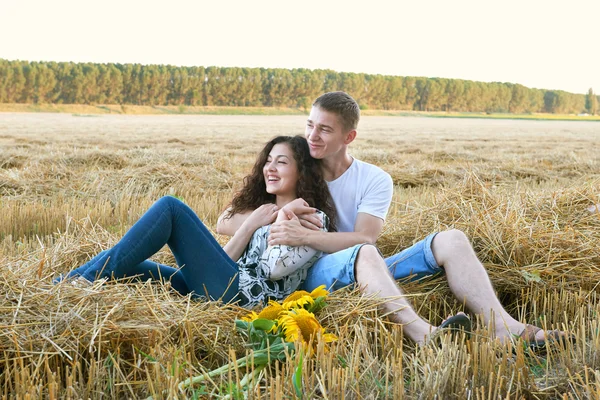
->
[305, 106, 351, 160]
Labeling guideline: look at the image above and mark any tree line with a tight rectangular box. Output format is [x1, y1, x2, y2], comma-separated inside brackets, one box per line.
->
[0, 59, 597, 114]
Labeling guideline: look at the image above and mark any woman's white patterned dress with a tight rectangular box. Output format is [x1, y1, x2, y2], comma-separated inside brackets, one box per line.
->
[236, 210, 328, 308]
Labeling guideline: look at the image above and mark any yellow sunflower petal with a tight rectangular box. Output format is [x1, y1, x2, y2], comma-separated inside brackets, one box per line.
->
[322, 332, 338, 343]
[269, 324, 278, 334]
[285, 290, 310, 301]
[278, 313, 300, 342]
[279, 309, 323, 345]
[241, 311, 259, 322]
[282, 290, 310, 303]
[309, 285, 329, 299]
[282, 294, 314, 310]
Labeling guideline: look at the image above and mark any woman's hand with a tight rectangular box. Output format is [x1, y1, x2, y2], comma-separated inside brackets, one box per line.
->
[281, 198, 312, 214]
[275, 207, 295, 223]
[241, 204, 279, 233]
[224, 204, 278, 262]
[281, 198, 322, 230]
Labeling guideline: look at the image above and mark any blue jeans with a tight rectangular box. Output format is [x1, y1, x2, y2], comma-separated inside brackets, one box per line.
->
[59, 196, 240, 303]
[301, 233, 441, 292]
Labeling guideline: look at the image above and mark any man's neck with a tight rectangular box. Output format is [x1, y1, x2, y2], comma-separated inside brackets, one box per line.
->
[321, 152, 353, 182]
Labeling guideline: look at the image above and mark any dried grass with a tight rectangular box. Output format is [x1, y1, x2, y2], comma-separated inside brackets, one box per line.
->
[1, 113, 600, 398]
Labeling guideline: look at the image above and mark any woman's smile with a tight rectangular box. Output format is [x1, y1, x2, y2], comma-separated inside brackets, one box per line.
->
[263, 143, 299, 201]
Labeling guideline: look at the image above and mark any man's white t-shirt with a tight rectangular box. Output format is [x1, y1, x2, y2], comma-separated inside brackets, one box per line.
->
[326, 158, 394, 233]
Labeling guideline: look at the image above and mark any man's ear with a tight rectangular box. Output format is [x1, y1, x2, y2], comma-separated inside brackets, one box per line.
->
[344, 129, 357, 145]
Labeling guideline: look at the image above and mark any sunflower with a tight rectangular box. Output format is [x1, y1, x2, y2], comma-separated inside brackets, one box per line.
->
[241, 300, 285, 323]
[241, 311, 259, 323]
[282, 291, 314, 310]
[309, 285, 329, 299]
[257, 300, 285, 320]
[282, 285, 330, 310]
[278, 309, 337, 346]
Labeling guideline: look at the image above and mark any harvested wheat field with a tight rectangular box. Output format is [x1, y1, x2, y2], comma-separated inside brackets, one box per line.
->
[1, 112, 600, 399]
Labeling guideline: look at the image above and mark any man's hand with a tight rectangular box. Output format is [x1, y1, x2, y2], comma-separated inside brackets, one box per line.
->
[268, 208, 311, 247]
[282, 198, 323, 231]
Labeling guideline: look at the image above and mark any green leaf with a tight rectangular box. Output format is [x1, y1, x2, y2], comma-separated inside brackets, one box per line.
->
[223, 382, 245, 400]
[293, 351, 303, 398]
[252, 318, 275, 332]
[235, 319, 249, 331]
[248, 325, 269, 348]
[307, 297, 327, 313]
[190, 385, 208, 399]
[134, 347, 157, 362]
[520, 269, 542, 283]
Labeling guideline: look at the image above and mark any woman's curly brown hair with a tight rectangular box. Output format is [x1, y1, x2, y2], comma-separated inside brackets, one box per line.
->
[226, 136, 337, 231]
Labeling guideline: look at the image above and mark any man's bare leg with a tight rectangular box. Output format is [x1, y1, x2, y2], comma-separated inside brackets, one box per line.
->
[431, 229, 562, 342]
[354, 245, 436, 344]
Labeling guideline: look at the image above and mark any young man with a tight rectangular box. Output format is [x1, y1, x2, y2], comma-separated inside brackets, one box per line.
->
[219, 92, 565, 345]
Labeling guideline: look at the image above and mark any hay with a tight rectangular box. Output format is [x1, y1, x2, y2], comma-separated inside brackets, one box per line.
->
[2, 114, 600, 397]
[0, 223, 245, 397]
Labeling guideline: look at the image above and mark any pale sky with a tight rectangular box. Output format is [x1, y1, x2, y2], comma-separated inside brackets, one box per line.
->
[1, 0, 598, 94]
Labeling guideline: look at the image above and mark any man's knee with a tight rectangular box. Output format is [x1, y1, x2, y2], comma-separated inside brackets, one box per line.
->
[432, 229, 473, 263]
[356, 244, 379, 261]
[436, 229, 471, 246]
[355, 244, 384, 273]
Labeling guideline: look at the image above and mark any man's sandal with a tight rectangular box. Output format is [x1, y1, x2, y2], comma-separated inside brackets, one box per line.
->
[518, 324, 575, 351]
[425, 313, 472, 346]
[440, 313, 472, 333]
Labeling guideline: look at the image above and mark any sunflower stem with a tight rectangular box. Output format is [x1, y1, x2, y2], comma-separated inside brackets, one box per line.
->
[178, 342, 293, 392]
[221, 364, 267, 400]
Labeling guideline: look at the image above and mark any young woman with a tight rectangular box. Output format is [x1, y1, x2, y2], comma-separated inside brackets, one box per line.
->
[56, 136, 336, 308]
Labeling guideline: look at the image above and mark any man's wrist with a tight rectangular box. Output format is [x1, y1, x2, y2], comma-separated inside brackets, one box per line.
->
[302, 228, 321, 247]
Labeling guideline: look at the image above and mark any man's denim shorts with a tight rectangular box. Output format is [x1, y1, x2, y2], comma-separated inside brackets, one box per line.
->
[301, 233, 442, 292]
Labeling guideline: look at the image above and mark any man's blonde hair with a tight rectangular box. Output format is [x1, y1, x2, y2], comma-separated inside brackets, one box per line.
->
[313, 91, 360, 132]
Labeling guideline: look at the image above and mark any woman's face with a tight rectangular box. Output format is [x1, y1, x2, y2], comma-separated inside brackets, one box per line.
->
[263, 143, 299, 198]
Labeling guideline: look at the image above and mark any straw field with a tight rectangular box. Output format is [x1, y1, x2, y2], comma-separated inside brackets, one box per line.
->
[1, 112, 600, 399]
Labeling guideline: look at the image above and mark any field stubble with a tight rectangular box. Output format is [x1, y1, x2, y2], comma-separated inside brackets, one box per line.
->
[1, 113, 600, 398]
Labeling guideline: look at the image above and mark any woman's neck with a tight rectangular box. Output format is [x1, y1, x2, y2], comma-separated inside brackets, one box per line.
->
[275, 195, 296, 208]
